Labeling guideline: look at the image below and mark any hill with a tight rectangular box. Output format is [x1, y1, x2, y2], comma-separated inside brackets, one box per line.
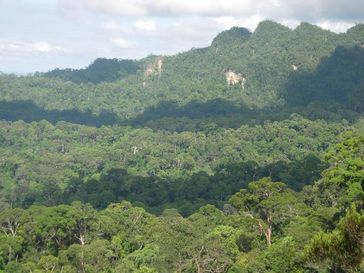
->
[0, 20, 363, 273]
[0, 20, 363, 128]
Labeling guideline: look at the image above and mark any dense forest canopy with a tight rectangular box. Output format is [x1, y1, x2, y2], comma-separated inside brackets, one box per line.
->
[0, 133, 363, 272]
[0, 20, 363, 272]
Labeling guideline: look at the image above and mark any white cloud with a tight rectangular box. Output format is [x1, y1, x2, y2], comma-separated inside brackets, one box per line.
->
[102, 21, 130, 32]
[2, 0, 363, 73]
[110, 37, 135, 49]
[213, 15, 264, 31]
[103, 21, 120, 30]
[0, 40, 66, 53]
[279, 19, 301, 30]
[31, 42, 64, 53]
[153, 17, 221, 44]
[135, 19, 156, 31]
[317, 20, 355, 33]
[83, 0, 259, 17]
[81, 0, 364, 22]
[84, 0, 147, 16]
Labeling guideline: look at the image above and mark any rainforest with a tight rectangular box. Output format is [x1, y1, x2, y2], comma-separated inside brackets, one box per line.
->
[0, 20, 363, 273]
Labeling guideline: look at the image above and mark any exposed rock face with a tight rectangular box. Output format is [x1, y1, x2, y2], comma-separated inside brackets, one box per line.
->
[157, 59, 163, 74]
[144, 57, 163, 78]
[241, 77, 247, 89]
[145, 67, 154, 77]
[291, 64, 299, 71]
[225, 70, 246, 89]
[360, 42, 364, 48]
[225, 70, 242, 85]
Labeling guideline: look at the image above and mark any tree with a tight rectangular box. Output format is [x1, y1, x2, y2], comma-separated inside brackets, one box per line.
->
[304, 206, 364, 272]
[0, 208, 29, 264]
[229, 177, 308, 246]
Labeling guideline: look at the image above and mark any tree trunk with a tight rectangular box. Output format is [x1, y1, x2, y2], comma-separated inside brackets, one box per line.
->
[265, 225, 272, 246]
[259, 215, 272, 246]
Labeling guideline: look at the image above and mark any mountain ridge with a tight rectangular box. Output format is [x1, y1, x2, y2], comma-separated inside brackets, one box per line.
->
[0, 20, 364, 124]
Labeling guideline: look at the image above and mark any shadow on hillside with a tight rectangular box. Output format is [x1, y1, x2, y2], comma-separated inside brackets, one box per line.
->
[126, 46, 364, 131]
[125, 100, 358, 132]
[0, 98, 285, 130]
[15, 154, 327, 216]
[0, 100, 120, 127]
[2, 46, 363, 129]
[125, 99, 288, 131]
[285, 45, 364, 107]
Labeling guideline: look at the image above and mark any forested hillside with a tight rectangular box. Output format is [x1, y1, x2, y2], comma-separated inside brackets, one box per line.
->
[1, 21, 364, 125]
[0, 20, 363, 272]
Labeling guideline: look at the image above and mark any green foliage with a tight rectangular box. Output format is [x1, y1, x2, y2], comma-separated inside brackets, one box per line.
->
[0, 20, 364, 273]
[1, 21, 364, 125]
[317, 133, 364, 208]
[304, 206, 364, 272]
[0, 139, 363, 272]
[211, 27, 251, 49]
[0, 116, 341, 212]
[41, 58, 140, 84]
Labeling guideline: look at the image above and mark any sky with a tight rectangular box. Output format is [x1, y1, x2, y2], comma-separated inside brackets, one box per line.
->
[0, 0, 363, 73]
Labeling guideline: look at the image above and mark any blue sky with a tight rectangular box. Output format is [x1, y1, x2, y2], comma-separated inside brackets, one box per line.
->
[0, 0, 363, 73]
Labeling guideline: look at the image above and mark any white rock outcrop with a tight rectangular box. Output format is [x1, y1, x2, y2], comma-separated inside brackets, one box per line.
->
[225, 70, 246, 89]
[144, 57, 163, 78]
[157, 59, 163, 75]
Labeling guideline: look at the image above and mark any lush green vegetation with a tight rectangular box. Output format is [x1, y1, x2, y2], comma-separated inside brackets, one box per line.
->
[0, 21, 364, 124]
[0, 133, 363, 272]
[40, 58, 140, 84]
[0, 20, 363, 272]
[0, 116, 344, 213]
